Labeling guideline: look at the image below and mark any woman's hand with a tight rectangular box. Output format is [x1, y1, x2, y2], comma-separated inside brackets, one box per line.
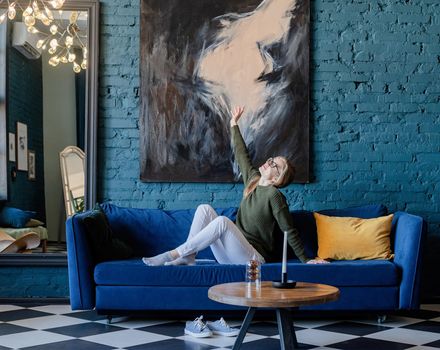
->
[307, 258, 330, 264]
[230, 106, 245, 127]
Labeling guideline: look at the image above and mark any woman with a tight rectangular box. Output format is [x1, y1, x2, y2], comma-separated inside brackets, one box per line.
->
[143, 107, 325, 266]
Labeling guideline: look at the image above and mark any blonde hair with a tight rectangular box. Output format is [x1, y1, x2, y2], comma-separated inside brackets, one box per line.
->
[243, 157, 295, 198]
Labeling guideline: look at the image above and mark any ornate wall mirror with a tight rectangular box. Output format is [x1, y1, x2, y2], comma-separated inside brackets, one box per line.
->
[0, 0, 98, 255]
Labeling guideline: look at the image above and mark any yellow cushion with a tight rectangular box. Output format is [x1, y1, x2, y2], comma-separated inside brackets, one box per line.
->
[314, 212, 394, 260]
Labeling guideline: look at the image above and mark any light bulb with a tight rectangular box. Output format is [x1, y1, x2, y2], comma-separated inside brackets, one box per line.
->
[70, 11, 78, 24]
[68, 53, 76, 62]
[23, 7, 33, 16]
[60, 56, 68, 63]
[44, 6, 54, 20]
[41, 15, 51, 26]
[48, 47, 56, 54]
[42, 44, 47, 50]
[0, 14, 6, 24]
[24, 15, 36, 27]
[49, 56, 60, 66]
[36, 39, 45, 49]
[26, 26, 38, 34]
[82, 47, 88, 59]
[32, 1, 40, 16]
[8, 6, 16, 20]
[50, 25, 58, 35]
[73, 62, 81, 73]
[65, 36, 73, 47]
[81, 59, 87, 69]
[50, 39, 58, 48]
[51, 0, 63, 10]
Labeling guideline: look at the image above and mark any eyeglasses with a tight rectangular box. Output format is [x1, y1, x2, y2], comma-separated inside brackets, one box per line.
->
[266, 157, 280, 176]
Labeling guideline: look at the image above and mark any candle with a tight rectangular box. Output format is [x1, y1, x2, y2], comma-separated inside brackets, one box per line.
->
[282, 230, 288, 283]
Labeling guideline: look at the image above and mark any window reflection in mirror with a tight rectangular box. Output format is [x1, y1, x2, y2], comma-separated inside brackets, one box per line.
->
[0, 8, 91, 254]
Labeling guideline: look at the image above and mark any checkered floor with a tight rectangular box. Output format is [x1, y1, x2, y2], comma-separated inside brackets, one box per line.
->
[0, 304, 439, 349]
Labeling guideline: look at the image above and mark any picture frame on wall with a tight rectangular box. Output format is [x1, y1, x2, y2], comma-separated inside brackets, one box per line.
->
[8, 132, 15, 162]
[16, 122, 28, 171]
[28, 150, 36, 180]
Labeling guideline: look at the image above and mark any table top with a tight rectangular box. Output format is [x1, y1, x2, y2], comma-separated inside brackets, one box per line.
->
[208, 281, 340, 308]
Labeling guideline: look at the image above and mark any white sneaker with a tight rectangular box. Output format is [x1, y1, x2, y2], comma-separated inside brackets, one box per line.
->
[184, 316, 213, 338]
[206, 317, 240, 337]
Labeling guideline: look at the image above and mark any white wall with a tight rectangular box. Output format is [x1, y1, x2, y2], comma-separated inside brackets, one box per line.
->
[42, 52, 77, 242]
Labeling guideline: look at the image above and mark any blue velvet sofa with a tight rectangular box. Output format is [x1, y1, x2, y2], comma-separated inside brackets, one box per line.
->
[66, 203, 426, 314]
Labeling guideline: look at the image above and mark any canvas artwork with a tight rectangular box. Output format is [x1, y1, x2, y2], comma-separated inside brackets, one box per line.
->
[140, 0, 310, 182]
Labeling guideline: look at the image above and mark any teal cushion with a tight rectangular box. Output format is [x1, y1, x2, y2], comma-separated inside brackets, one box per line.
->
[0, 207, 36, 228]
[80, 204, 134, 263]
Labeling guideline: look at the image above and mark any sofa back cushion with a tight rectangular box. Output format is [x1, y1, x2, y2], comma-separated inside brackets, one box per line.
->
[101, 203, 237, 259]
[101, 203, 387, 261]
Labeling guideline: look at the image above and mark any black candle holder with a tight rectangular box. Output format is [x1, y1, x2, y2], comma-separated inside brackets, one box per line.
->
[272, 272, 296, 289]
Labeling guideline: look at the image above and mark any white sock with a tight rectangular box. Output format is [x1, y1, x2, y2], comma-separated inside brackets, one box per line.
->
[164, 253, 196, 266]
[142, 251, 174, 266]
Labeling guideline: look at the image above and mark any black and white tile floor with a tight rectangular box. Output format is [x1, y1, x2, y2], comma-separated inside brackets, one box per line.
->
[0, 304, 439, 349]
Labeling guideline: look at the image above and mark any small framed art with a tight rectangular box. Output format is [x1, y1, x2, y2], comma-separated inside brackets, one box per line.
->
[8, 132, 15, 162]
[16, 122, 28, 171]
[28, 150, 36, 180]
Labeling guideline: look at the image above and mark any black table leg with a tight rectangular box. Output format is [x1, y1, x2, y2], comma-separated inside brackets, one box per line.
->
[232, 307, 256, 350]
[276, 308, 298, 350]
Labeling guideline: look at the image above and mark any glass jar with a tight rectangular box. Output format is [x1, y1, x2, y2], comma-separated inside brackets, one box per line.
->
[245, 257, 261, 288]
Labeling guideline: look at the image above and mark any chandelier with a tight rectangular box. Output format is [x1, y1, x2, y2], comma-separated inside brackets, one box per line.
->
[0, 1, 87, 73]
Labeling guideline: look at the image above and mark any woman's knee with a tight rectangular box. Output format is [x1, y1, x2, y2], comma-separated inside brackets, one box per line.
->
[212, 216, 232, 232]
[196, 204, 215, 214]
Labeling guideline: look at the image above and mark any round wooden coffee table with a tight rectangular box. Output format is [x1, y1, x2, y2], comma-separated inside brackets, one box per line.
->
[208, 281, 339, 350]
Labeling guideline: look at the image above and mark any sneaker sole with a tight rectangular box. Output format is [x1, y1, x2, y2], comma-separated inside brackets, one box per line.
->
[184, 329, 212, 338]
[211, 330, 240, 337]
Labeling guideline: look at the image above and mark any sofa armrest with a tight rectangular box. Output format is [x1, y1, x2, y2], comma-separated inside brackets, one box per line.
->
[66, 213, 96, 310]
[393, 211, 426, 309]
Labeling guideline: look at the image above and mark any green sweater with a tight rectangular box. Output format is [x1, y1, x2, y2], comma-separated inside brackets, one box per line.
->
[232, 125, 309, 263]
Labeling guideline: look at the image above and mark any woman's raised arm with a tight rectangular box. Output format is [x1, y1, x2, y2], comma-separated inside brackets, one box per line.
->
[230, 106, 259, 185]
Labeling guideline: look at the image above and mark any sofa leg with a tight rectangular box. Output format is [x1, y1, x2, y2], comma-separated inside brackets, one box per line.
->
[107, 315, 112, 324]
[377, 315, 387, 324]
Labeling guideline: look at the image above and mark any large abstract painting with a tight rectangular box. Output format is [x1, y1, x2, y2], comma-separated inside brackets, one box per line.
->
[140, 0, 310, 182]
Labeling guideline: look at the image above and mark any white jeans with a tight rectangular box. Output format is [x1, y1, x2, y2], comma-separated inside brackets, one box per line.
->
[176, 204, 265, 264]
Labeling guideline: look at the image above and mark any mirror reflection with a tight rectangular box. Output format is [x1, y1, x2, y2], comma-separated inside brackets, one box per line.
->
[0, 7, 91, 254]
[60, 145, 85, 218]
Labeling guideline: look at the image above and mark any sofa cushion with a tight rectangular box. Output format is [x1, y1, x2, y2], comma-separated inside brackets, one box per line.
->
[292, 204, 389, 259]
[0, 207, 36, 228]
[80, 205, 134, 263]
[94, 259, 399, 287]
[314, 213, 394, 260]
[100, 203, 237, 259]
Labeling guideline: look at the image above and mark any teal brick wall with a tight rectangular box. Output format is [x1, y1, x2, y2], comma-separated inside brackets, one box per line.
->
[0, 267, 68, 298]
[97, 0, 439, 297]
